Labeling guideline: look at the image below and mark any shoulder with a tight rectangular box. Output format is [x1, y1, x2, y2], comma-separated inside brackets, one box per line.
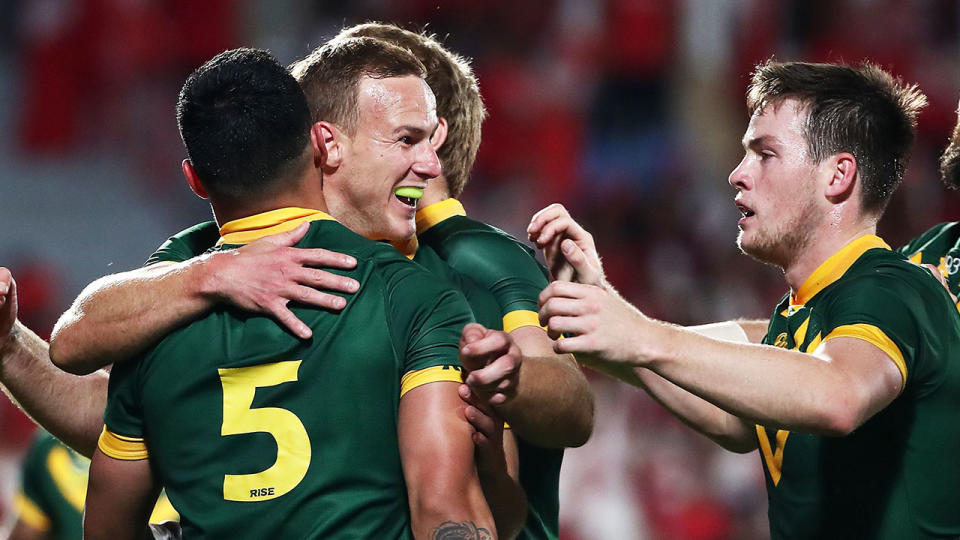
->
[897, 221, 960, 257]
[146, 221, 219, 266]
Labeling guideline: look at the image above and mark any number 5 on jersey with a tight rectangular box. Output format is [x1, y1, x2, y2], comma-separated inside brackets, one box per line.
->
[219, 361, 311, 502]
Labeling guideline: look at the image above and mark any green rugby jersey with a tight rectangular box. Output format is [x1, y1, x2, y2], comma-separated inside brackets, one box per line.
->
[16, 431, 177, 539]
[145, 220, 504, 332]
[100, 208, 472, 539]
[898, 221, 960, 307]
[760, 235, 960, 539]
[417, 199, 562, 540]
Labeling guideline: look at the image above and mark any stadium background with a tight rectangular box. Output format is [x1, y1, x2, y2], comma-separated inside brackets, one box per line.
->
[0, 1, 958, 538]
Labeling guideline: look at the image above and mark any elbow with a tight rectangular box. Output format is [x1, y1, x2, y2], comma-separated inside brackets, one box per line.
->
[565, 404, 595, 448]
[715, 435, 758, 454]
[812, 396, 863, 437]
[49, 323, 97, 376]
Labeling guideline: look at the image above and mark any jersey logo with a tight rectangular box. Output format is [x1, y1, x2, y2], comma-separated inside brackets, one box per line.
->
[773, 333, 788, 348]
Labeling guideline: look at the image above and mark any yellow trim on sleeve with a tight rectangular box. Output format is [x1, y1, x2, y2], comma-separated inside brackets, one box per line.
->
[13, 492, 51, 531]
[400, 365, 463, 397]
[503, 310, 544, 333]
[907, 251, 922, 264]
[416, 198, 466, 234]
[823, 324, 907, 387]
[98, 427, 149, 461]
[217, 207, 336, 245]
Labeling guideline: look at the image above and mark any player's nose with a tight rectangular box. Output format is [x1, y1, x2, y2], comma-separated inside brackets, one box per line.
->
[728, 156, 751, 190]
[412, 143, 442, 179]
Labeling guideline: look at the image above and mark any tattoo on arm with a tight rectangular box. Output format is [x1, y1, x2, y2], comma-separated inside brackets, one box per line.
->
[431, 521, 493, 540]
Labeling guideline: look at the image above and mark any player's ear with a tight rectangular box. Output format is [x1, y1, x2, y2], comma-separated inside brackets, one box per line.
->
[314, 121, 342, 172]
[182, 159, 209, 199]
[825, 152, 857, 203]
[309, 122, 328, 169]
[431, 117, 449, 151]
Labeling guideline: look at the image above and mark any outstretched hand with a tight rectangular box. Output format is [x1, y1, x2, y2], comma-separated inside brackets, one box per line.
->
[538, 280, 650, 368]
[212, 222, 360, 339]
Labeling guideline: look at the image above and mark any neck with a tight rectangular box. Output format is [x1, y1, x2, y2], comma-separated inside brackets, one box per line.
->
[210, 168, 327, 226]
[782, 218, 877, 292]
[421, 175, 452, 207]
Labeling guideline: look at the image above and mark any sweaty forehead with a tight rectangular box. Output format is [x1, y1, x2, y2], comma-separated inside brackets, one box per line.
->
[357, 75, 437, 126]
[744, 98, 808, 145]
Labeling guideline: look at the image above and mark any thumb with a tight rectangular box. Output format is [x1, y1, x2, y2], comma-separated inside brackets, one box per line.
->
[460, 322, 487, 349]
[562, 239, 602, 286]
[266, 222, 311, 246]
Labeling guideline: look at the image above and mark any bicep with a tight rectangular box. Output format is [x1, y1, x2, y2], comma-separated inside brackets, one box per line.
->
[814, 336, 903, 421]
[398, 381, 476, 488]
[84, 450, 159, 540]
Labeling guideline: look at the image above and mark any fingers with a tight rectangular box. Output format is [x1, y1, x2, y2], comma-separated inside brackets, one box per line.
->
[464, 353, 520, 392]
[538, 295, 590, 326]
[263, 222, 311, 246]
[527, 203, 571, 240]
[297, 267, 359, 294]
[460, 322, 487, 349]
[292, 247, 357, 270]
[0, 267, 10, 297]
[460, 327, 511, 371]
[538, 281, 593, 309]
[268, 303, 313, 340]
[561, 239, 603, 286]
[922, 264, 947, 286]
[464, 403, 501, 441]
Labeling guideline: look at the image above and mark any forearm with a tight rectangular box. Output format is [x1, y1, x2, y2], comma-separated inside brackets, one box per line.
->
[643, 323, 862, 435]
[498, 326, 593, 448]
[478, 431, 526, 540]
[50, 258, 219, 374]
[630, 367, 757, 452]
[496, 355, 593, 448]
[0, 321, 106, 457]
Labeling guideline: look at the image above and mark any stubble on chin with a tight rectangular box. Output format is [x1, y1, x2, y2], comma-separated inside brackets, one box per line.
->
[737, 218, 814, 270]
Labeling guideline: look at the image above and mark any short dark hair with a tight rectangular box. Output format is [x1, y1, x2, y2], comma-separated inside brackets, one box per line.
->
[334, 23, 486, 197]
[940, 111, 960, 190]
[290, 37, 426, 135]
[176, 48, 312, 203]
[747, 60, 927, 214]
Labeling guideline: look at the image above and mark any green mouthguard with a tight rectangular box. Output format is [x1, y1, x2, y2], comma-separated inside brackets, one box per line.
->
[394, 187, 424, 199]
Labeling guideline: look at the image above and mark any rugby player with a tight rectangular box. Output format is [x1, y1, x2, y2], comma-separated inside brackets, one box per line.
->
[39, 24, 589, 540]
[83, 47, 505, 539]
[9, 429, 178, 540]
[531, 61, 960, 538]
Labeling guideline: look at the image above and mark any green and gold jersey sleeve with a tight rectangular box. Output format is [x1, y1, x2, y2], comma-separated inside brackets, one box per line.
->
[99, 357, 150, 461]
[896, 221, 960, 305]
[814, 257, 952, 389]
[380, 258, 474, 397]
[418, 201, 548, 333]
[144, 221, 219, 266]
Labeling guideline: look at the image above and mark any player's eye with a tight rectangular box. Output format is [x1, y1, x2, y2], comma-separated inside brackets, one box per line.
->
[399, 135, 414, 145]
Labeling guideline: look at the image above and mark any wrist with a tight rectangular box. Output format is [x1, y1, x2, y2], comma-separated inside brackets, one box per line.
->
[0, 321, 22, 359]
[191, 251, 229, 303]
